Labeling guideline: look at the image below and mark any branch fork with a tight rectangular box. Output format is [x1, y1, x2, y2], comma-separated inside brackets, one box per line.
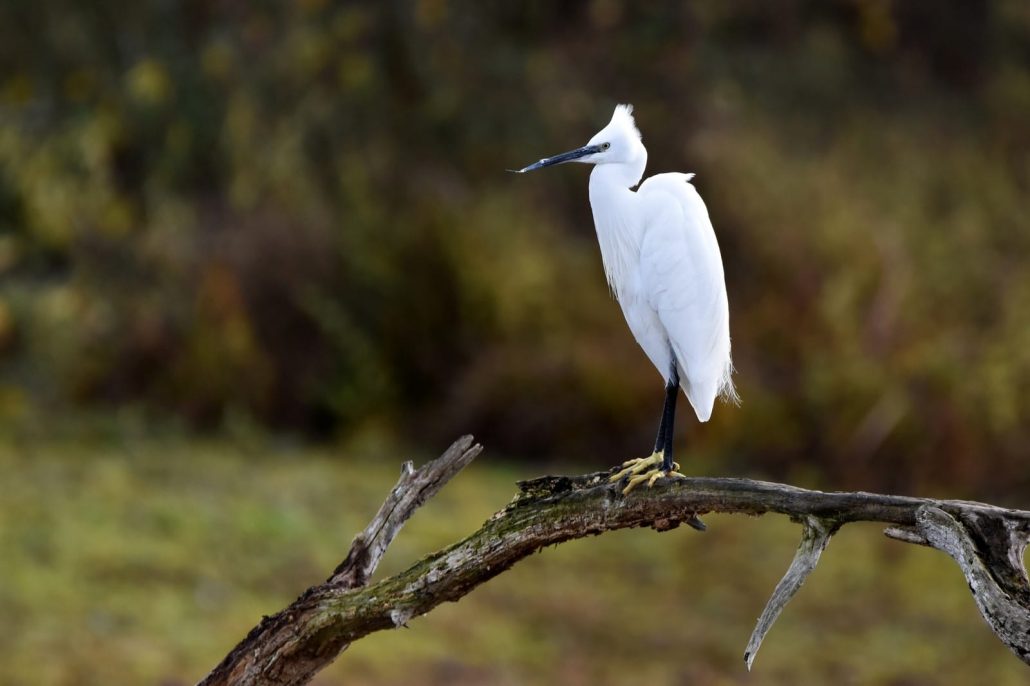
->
[198, 437, 1030, 685]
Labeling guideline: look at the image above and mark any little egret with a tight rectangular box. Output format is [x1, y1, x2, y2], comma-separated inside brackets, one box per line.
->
[512, 104, 737, 493]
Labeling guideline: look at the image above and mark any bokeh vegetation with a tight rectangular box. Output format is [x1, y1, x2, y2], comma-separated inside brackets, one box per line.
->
[2, 2, 1029, 493]
[2, 1, 1029, 683]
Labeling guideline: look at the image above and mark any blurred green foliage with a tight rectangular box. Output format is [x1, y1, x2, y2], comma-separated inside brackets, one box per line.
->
[0, 1, 1029, 493]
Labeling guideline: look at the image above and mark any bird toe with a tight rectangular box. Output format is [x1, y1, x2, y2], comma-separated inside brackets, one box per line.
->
[609, 451, 663, 483]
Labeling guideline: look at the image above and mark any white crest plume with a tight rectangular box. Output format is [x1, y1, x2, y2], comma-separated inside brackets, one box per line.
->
[611, 104, 641, 140]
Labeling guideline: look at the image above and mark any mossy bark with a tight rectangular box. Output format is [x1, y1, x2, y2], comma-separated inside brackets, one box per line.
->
[199, 446, 1030, 685]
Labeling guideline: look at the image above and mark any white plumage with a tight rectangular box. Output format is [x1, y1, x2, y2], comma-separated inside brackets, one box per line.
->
[636, 173, 737, 418]
[513, 104, 736, 487]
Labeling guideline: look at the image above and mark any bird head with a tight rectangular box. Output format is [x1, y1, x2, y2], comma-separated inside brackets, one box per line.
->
[510, 104, 646, 177]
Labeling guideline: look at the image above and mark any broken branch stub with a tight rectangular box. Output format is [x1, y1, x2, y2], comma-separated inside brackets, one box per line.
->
[744, 515, 839, 670]
[329, 435, 483, 588]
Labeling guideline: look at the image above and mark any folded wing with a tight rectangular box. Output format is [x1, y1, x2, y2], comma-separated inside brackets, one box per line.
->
[637, 173, 737, 421]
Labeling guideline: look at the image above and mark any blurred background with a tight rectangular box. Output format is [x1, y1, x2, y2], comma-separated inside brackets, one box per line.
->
[2, 1, 1029, 684]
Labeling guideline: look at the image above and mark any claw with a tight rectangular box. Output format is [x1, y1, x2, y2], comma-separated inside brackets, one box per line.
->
[610, 452, 686, 494]
[649, 469, 686, 487]
[622, 469, 655, 492]
[624, 467, 687, 495]
[609, 451, 663, 483]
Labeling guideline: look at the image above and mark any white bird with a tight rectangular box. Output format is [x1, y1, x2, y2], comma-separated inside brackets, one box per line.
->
[513, 104, 737, 492]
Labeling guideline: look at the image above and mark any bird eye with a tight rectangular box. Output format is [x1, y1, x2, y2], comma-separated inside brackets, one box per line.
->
[601, 142, 611, 150]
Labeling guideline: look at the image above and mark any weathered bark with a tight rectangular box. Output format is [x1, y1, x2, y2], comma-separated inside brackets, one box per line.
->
[198, 436, 482, 686]
[199, 438, 1030, 685]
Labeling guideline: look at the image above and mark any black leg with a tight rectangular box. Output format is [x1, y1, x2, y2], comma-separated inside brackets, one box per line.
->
[659, 366, 679, 472]
[652, 386, 673, 454]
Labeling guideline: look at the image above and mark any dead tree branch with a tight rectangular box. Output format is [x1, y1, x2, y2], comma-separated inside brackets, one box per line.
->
[198, 435, 483, 686]
[199, 437, 1030, 685]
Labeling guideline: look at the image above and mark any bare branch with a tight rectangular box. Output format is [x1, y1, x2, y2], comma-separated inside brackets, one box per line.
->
[883, 524, 930, 546]
[745, 515, 838, 670]
[198, 440, 1030, 685]
[329, 435, 483, 588]
[197, 436, 482, 686]
[915, 505, 1030, 664]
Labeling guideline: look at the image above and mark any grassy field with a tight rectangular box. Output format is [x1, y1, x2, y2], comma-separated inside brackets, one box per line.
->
[1, 436, 1026, 686]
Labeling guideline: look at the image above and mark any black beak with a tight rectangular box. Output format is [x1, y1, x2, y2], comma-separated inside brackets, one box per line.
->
[508, 144, 603, 173]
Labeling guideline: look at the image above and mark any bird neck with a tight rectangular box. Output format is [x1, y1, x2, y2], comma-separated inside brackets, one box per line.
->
[591, 149, 646, 190]
[588, 167, 644, 297]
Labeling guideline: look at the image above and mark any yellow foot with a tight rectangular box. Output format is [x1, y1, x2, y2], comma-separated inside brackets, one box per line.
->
[609, 452, 684, 495]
